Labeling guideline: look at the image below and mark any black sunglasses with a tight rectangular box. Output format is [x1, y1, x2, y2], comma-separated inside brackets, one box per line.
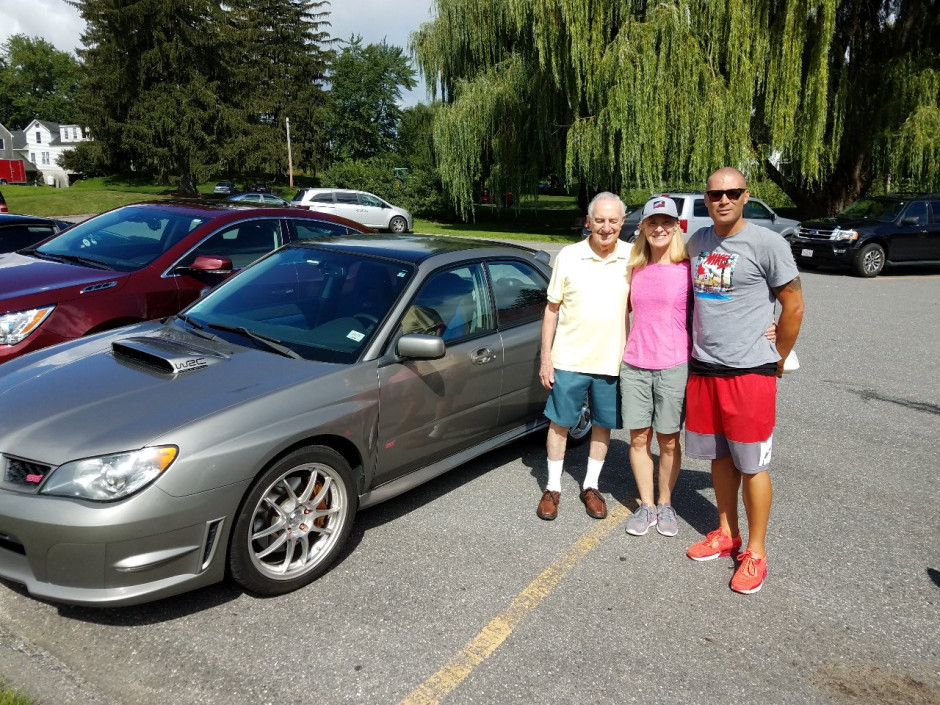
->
[705, 188, 746, 202]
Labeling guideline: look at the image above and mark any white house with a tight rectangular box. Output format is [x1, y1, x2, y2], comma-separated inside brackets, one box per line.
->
[14, 120, 90, 187]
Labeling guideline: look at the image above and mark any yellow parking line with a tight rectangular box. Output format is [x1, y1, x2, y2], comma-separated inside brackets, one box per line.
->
[399, 503, 633, 705]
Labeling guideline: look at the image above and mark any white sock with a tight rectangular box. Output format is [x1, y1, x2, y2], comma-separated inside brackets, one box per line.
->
[546, 459, 563, 492]
[583, 457, 604, 490]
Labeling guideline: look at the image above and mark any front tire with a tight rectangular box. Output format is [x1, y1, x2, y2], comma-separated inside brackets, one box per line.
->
[229, 446, 357, 596]
[389, 216, 408, 233]
[853, 243, 885, 278]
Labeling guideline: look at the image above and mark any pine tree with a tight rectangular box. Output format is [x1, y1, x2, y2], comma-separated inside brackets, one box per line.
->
[413, 0, 940, 216]
[221, 0, 332, 183]
[71, 0, 228, 194]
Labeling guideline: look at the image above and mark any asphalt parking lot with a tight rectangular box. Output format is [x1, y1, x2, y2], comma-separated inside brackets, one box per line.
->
[0, 256, 937, 705]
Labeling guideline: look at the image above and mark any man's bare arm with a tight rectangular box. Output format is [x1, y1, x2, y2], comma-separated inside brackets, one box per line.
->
[539, 301, 560, 389]
[771, 276, 805, 377]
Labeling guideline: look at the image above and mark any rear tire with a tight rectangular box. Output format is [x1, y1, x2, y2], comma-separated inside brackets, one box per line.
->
[853, 243, 885, 278]
[229, 446, 357, 596]
[567, 395, 592, 446]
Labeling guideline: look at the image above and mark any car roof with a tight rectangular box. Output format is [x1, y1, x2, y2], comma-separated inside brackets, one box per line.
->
[287, 233, 544, 265]
[100, 200, 373, 231]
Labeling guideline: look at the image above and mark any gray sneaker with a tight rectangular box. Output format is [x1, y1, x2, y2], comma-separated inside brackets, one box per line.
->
[655, 503, 678, 536]
[625, 503, 658, 536]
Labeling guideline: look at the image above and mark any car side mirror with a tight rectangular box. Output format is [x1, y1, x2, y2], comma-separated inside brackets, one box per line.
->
[901, 216, 919, 225]
[180, 255, 233, 273]
[397, 333, 446, 360]
[770, 213, 777, 221]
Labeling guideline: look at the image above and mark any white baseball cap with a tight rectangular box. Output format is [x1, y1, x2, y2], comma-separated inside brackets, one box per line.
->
[641, 196, 679, 221]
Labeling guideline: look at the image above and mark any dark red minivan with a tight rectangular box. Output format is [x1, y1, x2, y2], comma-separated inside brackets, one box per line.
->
[0, 201, 370, 364]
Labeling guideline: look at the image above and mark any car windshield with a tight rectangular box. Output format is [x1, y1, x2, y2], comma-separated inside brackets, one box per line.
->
[837, 198, 905, 222]
[182, 246, 415, 363]
[34, 206, 210, 271]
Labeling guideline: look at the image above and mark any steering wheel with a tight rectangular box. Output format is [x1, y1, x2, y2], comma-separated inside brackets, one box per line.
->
[353, 313, 379, 328]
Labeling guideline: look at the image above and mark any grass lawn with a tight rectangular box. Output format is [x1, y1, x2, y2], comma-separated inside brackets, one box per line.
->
[2, 178, 586, 243]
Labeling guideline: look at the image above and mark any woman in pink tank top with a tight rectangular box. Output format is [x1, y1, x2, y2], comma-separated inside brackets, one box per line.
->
[620, 197, 691, 538]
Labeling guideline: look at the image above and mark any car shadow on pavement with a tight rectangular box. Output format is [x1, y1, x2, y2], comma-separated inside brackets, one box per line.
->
[0, 577, 244, 625]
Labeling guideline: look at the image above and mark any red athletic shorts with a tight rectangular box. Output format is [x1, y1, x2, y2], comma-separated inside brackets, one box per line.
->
[685, 374, 777, 473]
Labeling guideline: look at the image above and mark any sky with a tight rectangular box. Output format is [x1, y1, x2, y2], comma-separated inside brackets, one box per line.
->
[0, 0, 436, 105]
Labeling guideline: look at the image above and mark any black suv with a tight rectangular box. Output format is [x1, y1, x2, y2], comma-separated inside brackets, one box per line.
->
[792, 194, 940, 277]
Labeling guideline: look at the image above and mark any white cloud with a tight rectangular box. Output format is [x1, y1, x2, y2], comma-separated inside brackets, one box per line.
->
[0, 0, 434, 104]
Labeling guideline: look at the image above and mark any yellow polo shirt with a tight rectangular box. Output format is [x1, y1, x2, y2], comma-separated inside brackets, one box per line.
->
[547, 238, 631, 376]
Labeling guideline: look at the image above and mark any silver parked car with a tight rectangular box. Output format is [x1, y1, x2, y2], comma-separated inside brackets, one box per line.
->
[619, 192, 800, 242]
[291, 188, 413, 233]
[0, 235, 587, 606]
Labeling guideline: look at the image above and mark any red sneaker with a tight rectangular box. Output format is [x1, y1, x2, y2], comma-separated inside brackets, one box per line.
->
[686, 529, 742, 561]
[730, 549, 768, 594]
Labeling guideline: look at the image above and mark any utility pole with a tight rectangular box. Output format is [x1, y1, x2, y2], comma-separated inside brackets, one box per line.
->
[286, 117, 294, 189]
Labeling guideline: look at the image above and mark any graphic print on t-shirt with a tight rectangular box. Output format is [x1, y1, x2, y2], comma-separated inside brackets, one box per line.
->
[693, 251, 738, 300]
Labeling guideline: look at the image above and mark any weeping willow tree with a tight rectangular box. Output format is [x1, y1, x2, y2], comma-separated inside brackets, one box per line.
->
[412, 0, 940, 217]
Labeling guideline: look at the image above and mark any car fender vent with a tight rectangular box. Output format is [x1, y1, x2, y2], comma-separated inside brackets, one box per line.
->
[112, 336, 225, 374]
[81, 281, 118, 293]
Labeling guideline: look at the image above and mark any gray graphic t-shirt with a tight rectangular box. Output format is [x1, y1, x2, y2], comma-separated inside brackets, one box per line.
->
[687, 222, 799, 368]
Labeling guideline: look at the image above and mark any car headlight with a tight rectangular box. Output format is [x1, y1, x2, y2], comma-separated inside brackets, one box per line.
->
[41, 446, 178, 501]
[831, 228, 858, 241]
[0, 306, 55, 346]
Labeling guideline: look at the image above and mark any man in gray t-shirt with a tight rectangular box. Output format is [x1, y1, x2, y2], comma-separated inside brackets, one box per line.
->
[684, 167, 805, 595]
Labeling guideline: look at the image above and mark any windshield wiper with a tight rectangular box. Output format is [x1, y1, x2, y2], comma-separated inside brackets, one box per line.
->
[206, 323, 302, 359]
[173, 313, 219, 341]
[30, 251, 112, 270]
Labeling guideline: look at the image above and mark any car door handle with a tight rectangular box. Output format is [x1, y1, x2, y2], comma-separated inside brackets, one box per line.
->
[471, 347, 496, 365]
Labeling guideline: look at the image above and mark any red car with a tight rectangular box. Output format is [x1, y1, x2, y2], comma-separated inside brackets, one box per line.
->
[0, 201, 371, 364]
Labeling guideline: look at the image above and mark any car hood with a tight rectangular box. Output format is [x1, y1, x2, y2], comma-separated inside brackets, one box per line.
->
[0, 251, 128, 307]
[0, 323, 346, 465]
[800, 216, 879, 230]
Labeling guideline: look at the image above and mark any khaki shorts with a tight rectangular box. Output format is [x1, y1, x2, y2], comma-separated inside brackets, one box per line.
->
[620, 361, 688, 434]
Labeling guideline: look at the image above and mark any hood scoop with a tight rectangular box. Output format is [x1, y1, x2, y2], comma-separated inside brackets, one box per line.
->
[112, 336, 227, 375]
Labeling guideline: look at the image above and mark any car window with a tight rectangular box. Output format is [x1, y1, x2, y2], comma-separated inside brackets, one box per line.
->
[930, 201, 940, 224]
[186, 219, 281, 268]
[335, 192, 359, 205]
[291, 219, 351, 240]
[486, 260, 548, 328]
[692, 199, 709, 217]
[360, 193, 383, 208]
[406, 264, 494, 342]
[744, 201, 772, 220]
[242, 194, 262, 203]
[185, 247, 414, 364]
[0, 224, 57, 252]
[902, 201, 928, 225]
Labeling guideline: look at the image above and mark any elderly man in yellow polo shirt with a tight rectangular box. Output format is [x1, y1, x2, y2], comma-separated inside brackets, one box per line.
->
[537, 192, 631, 521]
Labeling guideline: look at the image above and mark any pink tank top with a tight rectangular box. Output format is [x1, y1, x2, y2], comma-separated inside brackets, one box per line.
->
[623, 261, 692, 369]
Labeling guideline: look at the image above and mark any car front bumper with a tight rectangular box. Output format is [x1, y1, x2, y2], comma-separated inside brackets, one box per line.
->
[0, 479, 249, 606]
[791, 238, 857, 266]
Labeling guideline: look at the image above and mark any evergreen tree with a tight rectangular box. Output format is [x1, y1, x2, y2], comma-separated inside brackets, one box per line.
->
[221, 0, 332, 183]
[327, 36, 417, 161]
[71, 0, 229, 194]
[413, 0, 940, 216]
[0, 35, 82, 128]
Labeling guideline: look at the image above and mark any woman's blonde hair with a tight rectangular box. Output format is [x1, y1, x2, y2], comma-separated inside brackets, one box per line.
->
[628, 219, 689, 272]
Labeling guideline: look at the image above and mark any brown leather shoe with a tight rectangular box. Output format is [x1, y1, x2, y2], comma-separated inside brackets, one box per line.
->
[580, 487, 607, 519]
[537, 490, 560, 520]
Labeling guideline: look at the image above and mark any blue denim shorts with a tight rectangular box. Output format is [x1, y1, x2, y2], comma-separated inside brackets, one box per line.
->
[544, 369, 620, 429]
